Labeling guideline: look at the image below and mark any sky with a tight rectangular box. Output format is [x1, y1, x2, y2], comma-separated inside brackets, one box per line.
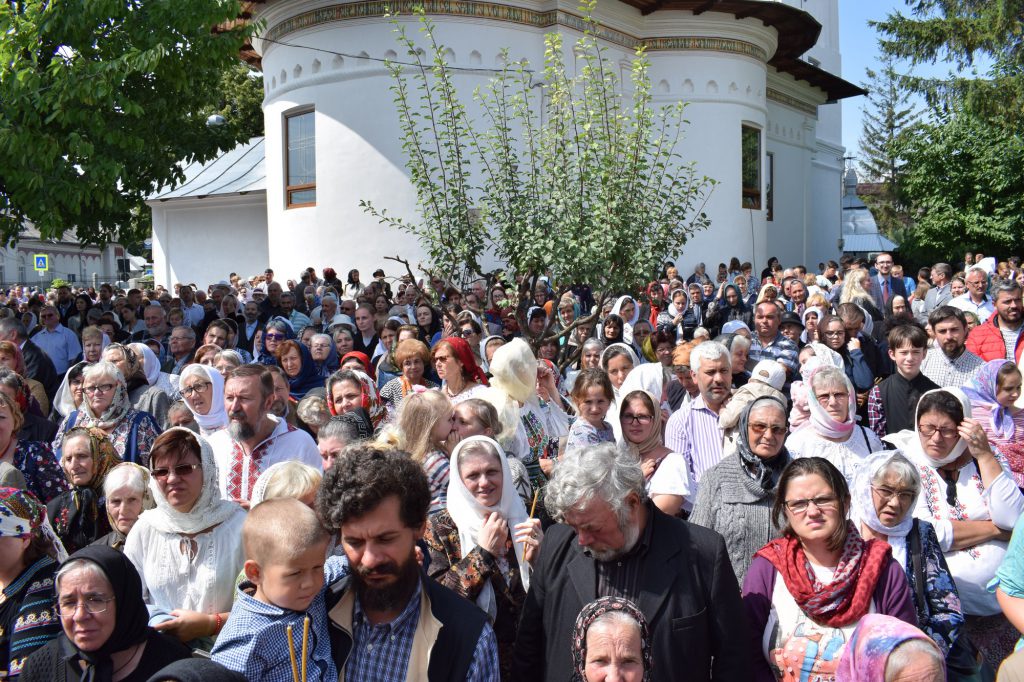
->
[837, 1, 953, 162]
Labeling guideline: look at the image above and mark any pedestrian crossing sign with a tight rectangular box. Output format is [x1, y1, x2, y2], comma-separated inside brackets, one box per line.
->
[33, 255, 48, 272]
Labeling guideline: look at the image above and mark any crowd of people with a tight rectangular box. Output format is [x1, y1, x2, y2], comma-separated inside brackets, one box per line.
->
[0, 252, 1019, 680]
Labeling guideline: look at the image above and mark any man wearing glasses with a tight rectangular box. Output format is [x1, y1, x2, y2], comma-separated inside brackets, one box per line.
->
[869, 252, 907, 311]
[29, 305, 81, 375]
[950, 266, 995, 324]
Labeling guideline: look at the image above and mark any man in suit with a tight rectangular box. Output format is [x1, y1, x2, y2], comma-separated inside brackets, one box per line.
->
[869, 252, 907, 312]
[0, 318, 59, 402]
[512, 443, 749, 681]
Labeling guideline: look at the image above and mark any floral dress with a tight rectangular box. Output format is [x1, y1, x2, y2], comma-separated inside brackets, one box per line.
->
[51, 409, 161, 467]
[564, 419, 614, 456]
[895, 519, 964, 656]
[13, 442, 67, 505]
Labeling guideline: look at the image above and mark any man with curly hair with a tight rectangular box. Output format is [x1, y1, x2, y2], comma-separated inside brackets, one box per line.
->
[317, 445, 500, 681]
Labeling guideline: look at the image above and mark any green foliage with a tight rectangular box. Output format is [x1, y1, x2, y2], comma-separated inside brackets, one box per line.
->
[49, 279, 69, 291]
[0, 0, 255, 248]
[199, 62, 266, 143]
[872, 0, 1024, 126]
[362, 2, 715, 324]
[892, 107, 1024, 262]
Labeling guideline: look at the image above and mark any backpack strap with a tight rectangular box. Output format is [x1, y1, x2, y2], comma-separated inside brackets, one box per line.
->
[909, 518, 927, 609]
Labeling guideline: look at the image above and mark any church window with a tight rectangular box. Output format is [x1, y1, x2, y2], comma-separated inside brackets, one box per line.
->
[285, 109, 316, 208]
[741, 124, 761, 210]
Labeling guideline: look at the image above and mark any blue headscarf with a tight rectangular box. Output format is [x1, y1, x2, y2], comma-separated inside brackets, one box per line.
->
[312, 336, 340, 378]
[286, 342, 325, 400]
[256, 317, 295, 365]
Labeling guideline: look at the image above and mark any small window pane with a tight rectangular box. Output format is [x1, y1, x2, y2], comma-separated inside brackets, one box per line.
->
[286, 110, 316, 207]
[741, 125, 761, 210]
[289, 189, 317, 205]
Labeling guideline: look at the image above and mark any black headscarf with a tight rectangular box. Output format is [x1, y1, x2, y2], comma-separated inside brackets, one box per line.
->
[335, 408, 375, 441]
[602, 313, 625, 345]
[736, 397, 791, 490]
[58, 545, 150, 682]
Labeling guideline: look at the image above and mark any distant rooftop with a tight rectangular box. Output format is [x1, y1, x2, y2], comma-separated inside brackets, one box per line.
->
[149, 137, 265, 201]
[842, 168, 897, 253]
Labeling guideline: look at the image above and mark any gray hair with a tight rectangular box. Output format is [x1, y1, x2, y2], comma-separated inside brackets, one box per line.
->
[55, 558, 110, 592]
[171, 325, 196, 341]
[871, 453, 921, 496]
[965, 266, 989, 281]
[297, 395, 330, 428]
[581, 337, 605, 355]
[311, 333, 332, 345]
[690, 341, 731, 373]
[992, 279, 1022, 300]
[545, 443, 647, 522]
[809, 366, 849, 392]
[588, 609, 642, 638]
[884, 638, 944, 682]
[82, 360, 124, 385]
[214, 349, 243, 366]
[729, 334, 751, 352]
[0, 319, 27, 340]
[103, 463, 149, 497]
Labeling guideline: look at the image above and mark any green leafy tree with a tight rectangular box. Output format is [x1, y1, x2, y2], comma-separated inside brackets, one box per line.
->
[857, 57, 920, 236]
[200, 62, 266, 143]
[0, 0, 254, 247]
[362, 3, 716, 347]
[872, 0, 1024, 125]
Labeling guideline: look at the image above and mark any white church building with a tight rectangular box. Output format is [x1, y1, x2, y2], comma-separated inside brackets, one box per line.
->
[149, 0, 862, 289]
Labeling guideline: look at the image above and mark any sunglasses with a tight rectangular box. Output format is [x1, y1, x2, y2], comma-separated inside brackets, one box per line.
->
[264, 332, 285, 341]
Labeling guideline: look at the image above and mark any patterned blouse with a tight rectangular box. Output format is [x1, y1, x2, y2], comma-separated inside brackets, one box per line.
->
[12, 442, 67, 505]
[564, 419, 614, 456]
[0, 556, 60, 679]
[52, 409, 161, 467]
[896, 519, 965, 657]
[425, 508, 525, 681]
[422, 450, 450, 516]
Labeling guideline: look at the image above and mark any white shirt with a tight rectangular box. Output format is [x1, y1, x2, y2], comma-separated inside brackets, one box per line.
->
[950, 293, 995, 324]
[647, 451, 694, 510]
[206, 415, 322, 500]
[124, 505, 247, 616]
[786, 424, 882, 488]
[180, 302, 206, 328]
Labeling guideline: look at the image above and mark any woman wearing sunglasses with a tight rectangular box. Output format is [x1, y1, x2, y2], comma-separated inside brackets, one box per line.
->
[123, 428, 245, 651]
[890, 388, 1024, 671]
[742, 456, 916, 681]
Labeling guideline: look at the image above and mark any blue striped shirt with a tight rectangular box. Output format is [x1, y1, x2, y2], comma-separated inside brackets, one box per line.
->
[664, 394, 724, 484]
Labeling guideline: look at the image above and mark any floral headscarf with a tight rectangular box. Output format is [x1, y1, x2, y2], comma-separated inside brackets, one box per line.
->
[736, 397, 791, 490]
[104, 343, 144, 383]
[52, 427, 122, 553]
[571, 597, 651, 681]
[326, 369, 385, 428]
[962, 359, 1018, 440]
[80, 363, 132, 430]
[835, 614, 942, 681]
[0, 487, 67, 561]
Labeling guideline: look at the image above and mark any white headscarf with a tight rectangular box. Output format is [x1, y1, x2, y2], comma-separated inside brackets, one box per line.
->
[54, 361, 88, 418]
[179, 364, 227, 434]
[620, 363, 670, 411]
[851, 451, 921, 568]
[143, 428, 242, 535]
[447, 436, 530, 621]
[884, 387, 972, 467]
[482, 339, 539, 446]
[610, 295, 640, 327]
[130, 343, 162, 386]
[800, 307, 825, 344]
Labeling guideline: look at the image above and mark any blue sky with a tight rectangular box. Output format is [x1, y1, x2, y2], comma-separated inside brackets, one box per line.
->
[838, 1, 954, 159]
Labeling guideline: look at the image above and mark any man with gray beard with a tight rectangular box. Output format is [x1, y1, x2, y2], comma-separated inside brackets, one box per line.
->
[206, 364, 320, 506]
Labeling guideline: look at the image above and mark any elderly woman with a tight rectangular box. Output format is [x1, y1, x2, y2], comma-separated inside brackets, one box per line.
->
[889, 388, 1024, 668]
[619, 388, 691, 516]
[255, 317, 294, 365]
[786, 366, 882, 485]
[817, 314, 875, 393]
[316, 412, 374, 470]
[213, 349, 242, 378]
[691, 397, 790, 581]
[0, 341, 48, 415]
[571, 597, 651, 682]
[192, 343, 220, 367]
[379, 390, 456, 515]
[0, 488, 66, 679]
[309, 333, 339, 377]
[273, 340, 322, 400]
[850, 452, 965, 661]
[325, 369, 386, 430]
[434, 336, 489, 404]
[79, 325, 105, 364]
[425, 436, 542, 679]
[0, 392, 66, 504]
[101, 344, 170, 429]
[47, 428, 121, 554]
[124, 428, 245, 648]
[379, 338, 438, 417]
[20, 546, 191, 681]
[52, 362, 161, 467]
[718, 332, 752, 388]
[178, 365, 227, 437]
[93, 463, 153, 551]
[742, 457, 916, 681]
[963, 359, 1024, 487]
[835, 615, 946, 682]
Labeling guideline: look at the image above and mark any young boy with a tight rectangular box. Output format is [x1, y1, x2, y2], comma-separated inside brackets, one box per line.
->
[867, 323, 939, 437]
[212, 498, 348, 681]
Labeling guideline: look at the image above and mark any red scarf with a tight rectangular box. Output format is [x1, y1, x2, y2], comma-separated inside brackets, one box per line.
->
[754, 522, 891, 627]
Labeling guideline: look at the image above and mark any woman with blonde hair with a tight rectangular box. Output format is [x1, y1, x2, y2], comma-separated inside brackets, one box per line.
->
[379, 338, 438, 417]
[379, 389, 456, 515]
[840, 269, 882, 321]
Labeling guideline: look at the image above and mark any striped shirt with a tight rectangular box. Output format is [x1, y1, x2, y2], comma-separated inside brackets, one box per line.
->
[423, 450, 451, 516]
[664, 394, 724, 484]
[748, 332, 799, 375]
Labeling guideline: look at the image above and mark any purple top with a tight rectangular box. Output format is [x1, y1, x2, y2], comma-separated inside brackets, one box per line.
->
[741, 554, 918, 681]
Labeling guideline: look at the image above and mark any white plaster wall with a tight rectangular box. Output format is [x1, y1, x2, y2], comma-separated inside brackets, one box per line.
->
[256, 0, 838, 280]
[150, 194, 269, 290]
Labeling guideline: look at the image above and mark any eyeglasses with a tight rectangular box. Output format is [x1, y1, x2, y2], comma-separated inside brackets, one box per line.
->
[823, 330, 845, 338]
[83, 384, 115, 394]
[434, 354, 454, 363]
[621, 413, 654, 425]
[459, 329, 475, 338]
[151, 463, 200, 480]
[919, 424, 958, 439]
[264, 332, 285, 341]
[749, 422, 787, 437]
[815, 391, 849, 404]
[180, 381, 211, 398]
[784, 495, 838, 514]
[872, 486, 916, 505]
[57, 596, 114, 616]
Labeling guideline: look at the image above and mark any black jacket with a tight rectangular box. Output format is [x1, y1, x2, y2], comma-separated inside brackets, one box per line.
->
[21, 339, 59, 402]
[326, 572, 490, 681]
[512, 504, 751, 681]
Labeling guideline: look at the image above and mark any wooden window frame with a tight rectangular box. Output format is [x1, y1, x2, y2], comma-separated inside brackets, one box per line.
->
[284, 108, 316, 209]
[741, 124, 762, 211]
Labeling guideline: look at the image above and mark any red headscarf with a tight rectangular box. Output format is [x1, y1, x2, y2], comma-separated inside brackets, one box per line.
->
[754, 522, 891, 627]
[646, 281, 667, 327]
[340, 351, 375, 381]
[438, 337, 488, 386]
